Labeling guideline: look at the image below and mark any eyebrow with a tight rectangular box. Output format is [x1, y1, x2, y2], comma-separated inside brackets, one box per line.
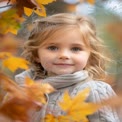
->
[46, 42, 84, 45]
[71, 43, 84, 46]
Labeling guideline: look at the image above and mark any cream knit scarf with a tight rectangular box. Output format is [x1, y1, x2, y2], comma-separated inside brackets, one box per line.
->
[43, 70, 89, 89]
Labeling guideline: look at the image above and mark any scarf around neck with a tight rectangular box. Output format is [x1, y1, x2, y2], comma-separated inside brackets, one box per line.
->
[43, 70, 89, 89]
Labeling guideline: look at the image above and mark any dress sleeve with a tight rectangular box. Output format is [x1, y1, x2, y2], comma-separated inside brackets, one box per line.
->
[87, 81, 121, 122]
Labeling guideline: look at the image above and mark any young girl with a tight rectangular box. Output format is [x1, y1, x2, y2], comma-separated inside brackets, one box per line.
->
[15, 13, 120, 122]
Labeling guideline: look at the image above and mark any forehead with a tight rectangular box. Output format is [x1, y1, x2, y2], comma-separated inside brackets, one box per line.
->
[41, 27, 85, 45]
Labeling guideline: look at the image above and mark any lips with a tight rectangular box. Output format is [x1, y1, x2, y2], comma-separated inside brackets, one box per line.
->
[53, 63, 74, 66]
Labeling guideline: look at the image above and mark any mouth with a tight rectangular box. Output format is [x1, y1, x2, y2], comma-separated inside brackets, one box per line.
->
[53, 63, 74, 66]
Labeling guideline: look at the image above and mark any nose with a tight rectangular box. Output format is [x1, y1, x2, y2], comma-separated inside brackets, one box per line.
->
[58, 50, 70, 60]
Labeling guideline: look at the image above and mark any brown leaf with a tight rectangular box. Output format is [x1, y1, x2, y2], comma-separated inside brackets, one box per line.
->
[0, 72, 41, 121]
[0, 72, 55, 121]
[0, 97, 39, 122]
[14, 0, 36, 16]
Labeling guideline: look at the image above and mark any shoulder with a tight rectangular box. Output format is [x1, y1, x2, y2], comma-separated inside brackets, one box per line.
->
[79, 80, 120, 122]
[86, 80, 116, 102]
[15, 69, 33, 85]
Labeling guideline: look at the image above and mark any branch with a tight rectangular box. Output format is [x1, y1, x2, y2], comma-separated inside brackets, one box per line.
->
[0, 4, 14, 9]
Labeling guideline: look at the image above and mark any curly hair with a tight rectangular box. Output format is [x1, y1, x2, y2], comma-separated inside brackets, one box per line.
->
[22, 13, 110, 80]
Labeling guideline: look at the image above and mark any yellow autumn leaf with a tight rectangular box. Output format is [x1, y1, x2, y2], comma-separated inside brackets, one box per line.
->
[68, 88, 90, 111]
[25, 77, 34, 86]
[0, 8, 24, 34]
[45, 114, 57, 122]
[36, 0, 56, 5]
[24, 7, 33, 16]
[2, 56, 29, 72]
[58, 91, 72, 111]
[58, 88, 100, 122]
[45, 114, 70, 122]
[5, 28, 18, 34]
[24, 6, 46, 17]
[59, 88, 90, 111]
[0, 52, 12, 59]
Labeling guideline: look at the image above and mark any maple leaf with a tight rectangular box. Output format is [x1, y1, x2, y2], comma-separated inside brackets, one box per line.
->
[25, 77, 55, 104]
[24, 6, 46, 17]
[9, 0, 56, 17]
[2, 56, 29, 72]
[58, 88, 100, 122]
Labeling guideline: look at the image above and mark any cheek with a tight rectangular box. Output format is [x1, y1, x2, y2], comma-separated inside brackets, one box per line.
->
[75, 53, 90, 66]
[39, 55, 53, 69]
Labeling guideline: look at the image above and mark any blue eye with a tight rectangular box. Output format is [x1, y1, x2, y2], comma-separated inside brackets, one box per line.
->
[71, 47, 82, 52]
[47, 46, 58, 51]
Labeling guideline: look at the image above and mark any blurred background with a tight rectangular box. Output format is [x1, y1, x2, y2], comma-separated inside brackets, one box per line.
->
[17, 0, 122, 92]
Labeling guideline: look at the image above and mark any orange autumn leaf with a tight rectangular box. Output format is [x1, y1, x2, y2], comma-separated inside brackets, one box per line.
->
[9, 0, 16, 3]
[0, 97, 39, 122]
[87, 0, 95, 4]
[0, 72, 40, 121]
[0, 72, 54, 121]
[25, 77, 55, 104]
[45, 114, 70, 122]
[0, 72, 27, 100]
[2, 56, 29, 72]
[45, 114, 57, 122]
[79, 0, 95, 4]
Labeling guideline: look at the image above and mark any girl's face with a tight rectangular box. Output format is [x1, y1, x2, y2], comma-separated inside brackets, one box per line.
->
[37, 29, 90, 76]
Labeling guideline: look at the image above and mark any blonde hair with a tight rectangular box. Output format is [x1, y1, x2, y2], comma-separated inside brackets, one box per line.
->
[23, 13, 110, 80]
